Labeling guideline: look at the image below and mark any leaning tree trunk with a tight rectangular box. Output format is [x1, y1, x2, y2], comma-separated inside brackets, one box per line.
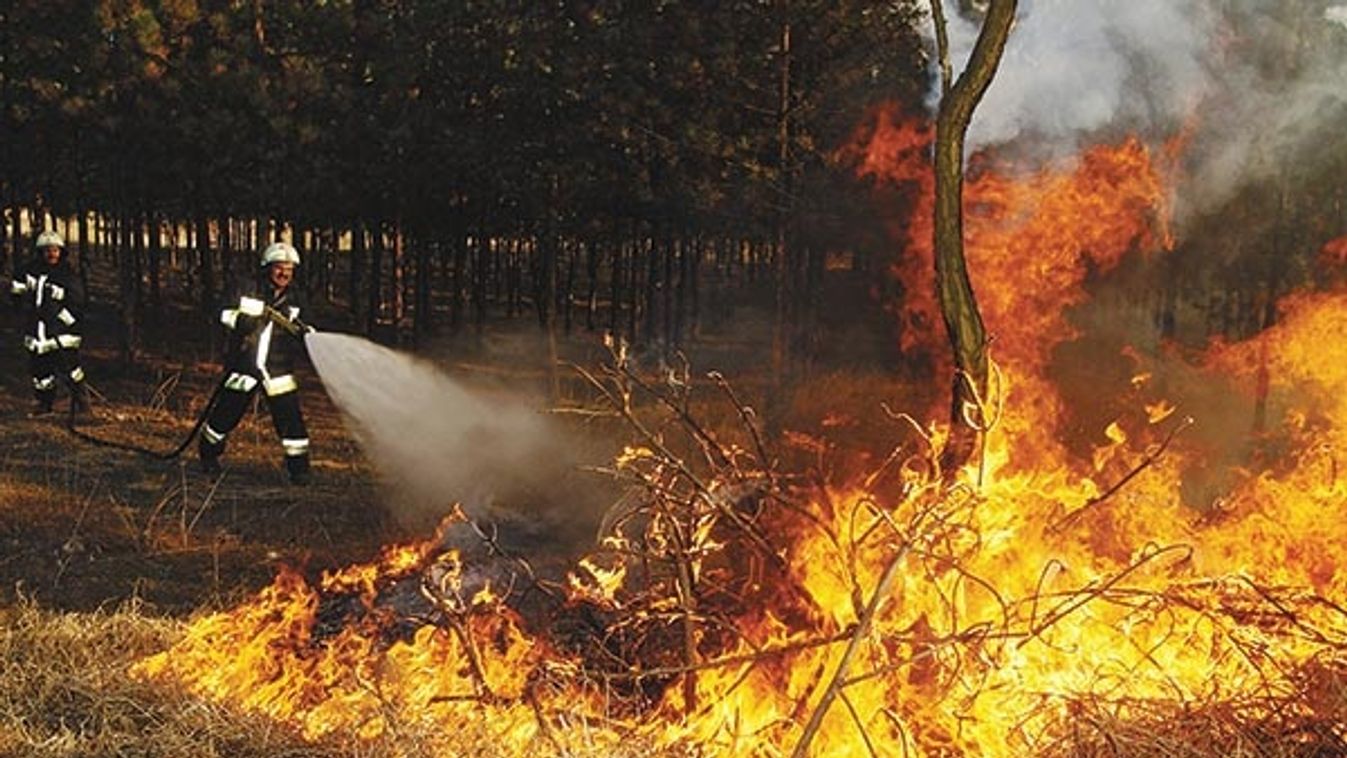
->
[931, 0, 1017, 473]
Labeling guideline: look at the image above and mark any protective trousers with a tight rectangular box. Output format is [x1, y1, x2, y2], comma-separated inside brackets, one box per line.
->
[198, 372, 310, 481]
[29, 346, 87, 411]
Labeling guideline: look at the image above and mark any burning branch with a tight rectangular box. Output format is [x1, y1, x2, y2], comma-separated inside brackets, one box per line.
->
[131, 317, 1347, 757]
[1050, 415, 1194, 533]
[567, 344, 780, 564]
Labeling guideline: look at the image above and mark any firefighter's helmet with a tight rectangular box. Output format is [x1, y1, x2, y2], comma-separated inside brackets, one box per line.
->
[260, 241, 300, 267]
[35, 230, 65, 250]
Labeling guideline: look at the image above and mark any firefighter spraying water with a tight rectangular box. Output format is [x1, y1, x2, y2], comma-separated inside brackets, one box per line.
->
[60, 241, 320, 477]
[198, 242, 315, 484]
[56, 237, 603, 533]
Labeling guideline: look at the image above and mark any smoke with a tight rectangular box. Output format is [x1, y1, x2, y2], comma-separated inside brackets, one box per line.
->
[306, 332, 615, 553]
[934, 0, 1347, 218]
[939, 0, 1215, 149]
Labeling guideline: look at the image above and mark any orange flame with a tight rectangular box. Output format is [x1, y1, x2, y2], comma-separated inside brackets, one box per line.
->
[1318, 235, 1347, 270]
[133, 107, 1347, 756]
[852, 105, 1176, 462]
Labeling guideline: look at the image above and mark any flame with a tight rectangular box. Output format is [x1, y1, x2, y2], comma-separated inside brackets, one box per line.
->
[1318, 234, 1347, 270]
[852, 105, 1177, 464]
[133, 108, 1347, 756]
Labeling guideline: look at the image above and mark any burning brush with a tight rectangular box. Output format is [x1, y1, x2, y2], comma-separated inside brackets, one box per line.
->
[131, 333, 1347, 756]
[132, 126, 1347, 755]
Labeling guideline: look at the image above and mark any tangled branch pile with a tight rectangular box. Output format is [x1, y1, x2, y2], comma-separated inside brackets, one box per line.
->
[133, 344, 1347, 756]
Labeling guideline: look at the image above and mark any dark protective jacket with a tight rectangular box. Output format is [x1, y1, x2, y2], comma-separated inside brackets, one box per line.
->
[10, 256, 85, 354]
[218, 279, 309, 394]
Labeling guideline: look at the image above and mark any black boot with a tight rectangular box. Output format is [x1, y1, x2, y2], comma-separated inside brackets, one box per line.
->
[198, 437, 224, 476]
[286, 455, 310, 485]
[69, 382, 91, 423]
[28, 390, 54, 418]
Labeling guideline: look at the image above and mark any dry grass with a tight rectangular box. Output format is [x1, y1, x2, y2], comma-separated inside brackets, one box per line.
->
[4, 330, 1344, 756]
[4, 541, 1343, 758]
[0, 596, 659, 758]
[1042, 692, 1347, 757]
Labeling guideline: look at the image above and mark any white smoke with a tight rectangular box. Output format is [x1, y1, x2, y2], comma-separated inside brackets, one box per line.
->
[306, 332, 613, 549]
[933, 0, 1347, 218]
[937, 0, 1216, 149]
[942, 0, 1217, 150]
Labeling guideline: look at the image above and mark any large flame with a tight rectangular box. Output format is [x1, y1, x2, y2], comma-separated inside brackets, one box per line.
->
[851, 103, 1176, 460]
[134, 108, 1347, 756]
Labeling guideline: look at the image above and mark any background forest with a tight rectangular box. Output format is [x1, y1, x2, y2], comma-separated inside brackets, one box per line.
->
[1, 1, 931, 387]
[4, 1, 1346, 391]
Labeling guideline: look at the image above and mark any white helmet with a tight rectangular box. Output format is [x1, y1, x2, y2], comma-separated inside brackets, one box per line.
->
[260, 241, 300, 267]
[35, 230, 65, 249]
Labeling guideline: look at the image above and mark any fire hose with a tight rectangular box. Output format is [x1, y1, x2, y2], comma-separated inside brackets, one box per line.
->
[64, 306, 314, 459]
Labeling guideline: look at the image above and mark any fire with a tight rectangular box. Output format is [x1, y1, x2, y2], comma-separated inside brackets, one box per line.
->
[1319, 234, 1347, 272]
[133, 519, 557, 748]
[133, 108, 1347, 756]
[853, 105, 1175, 461]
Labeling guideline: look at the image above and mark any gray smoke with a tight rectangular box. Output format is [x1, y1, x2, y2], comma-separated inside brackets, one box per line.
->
[306, 332, 613, 549]
[933, 0, 1347, 219]
[939, 0, 1214, 148]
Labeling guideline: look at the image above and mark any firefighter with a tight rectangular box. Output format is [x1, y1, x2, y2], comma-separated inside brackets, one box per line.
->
[199, 241, 313, 483]
[10, 230, 90, 417]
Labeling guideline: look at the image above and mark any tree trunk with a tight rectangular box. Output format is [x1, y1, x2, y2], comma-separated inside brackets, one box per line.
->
[219, 216, 232, 283]
[543, 234, 561, 403]
[451, 231, 465, 332]
[349, 219, 365, 320]
[414, 233, 432, 345]
[609, 239, 623, 337]
[562, 239, 576, 335]
[931, 0, 1017, 471]
[472, 223, 487, 332]
[585, 239, 600, 331]
[0, 207, 9, 275]
[661, 236, 673, 354]
[148, 212, 163, 317]
[367, 221, 384, 336]
[772, 9, 793, 394]
[502, 239, 515, 317]
[689, 236, 702, 339]
[673, 236, 689, 348]
[392, 219, 406, 339]
[131, 211, 145, 317]
[628, 237, 641, 340]
[76, 207, 90, 296]
[643, 236, 659, 346]
[118, 214, 138, 365]
[534, 237, 550, 328]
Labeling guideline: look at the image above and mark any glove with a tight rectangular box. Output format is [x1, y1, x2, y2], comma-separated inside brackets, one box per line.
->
[47, 284, 65, 301]
[238, 297, 265, 317]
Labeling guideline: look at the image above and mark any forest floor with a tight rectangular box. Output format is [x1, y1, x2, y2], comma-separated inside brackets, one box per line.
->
[0, 317, 398, 616]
